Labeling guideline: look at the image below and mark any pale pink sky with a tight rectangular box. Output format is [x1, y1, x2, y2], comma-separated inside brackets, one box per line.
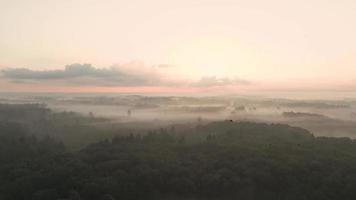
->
[1, 0, 356, 93]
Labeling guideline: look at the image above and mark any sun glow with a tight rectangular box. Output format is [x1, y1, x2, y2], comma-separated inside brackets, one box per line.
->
[169, 38, 246, 79]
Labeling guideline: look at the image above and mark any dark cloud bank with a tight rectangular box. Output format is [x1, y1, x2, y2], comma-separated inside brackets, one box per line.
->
[1, 64, 250, 87]
[1, 64, 161, 87]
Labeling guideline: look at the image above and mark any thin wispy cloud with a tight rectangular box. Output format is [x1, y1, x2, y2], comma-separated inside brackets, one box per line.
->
[193, 76, 250, 87]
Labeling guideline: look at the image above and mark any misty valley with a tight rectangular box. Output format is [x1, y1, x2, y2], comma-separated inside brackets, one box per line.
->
[1, 94, 356, 200]
[2, 0, 356, 199]
[2, 93, 356, 141]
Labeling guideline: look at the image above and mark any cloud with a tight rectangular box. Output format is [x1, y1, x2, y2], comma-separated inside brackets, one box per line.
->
[192, 76, 250, 87]
[1, 63, 162, 87]
[2, 64, 114, 80]
[1, 63, 250, 88]
[156, 64, 174, 68]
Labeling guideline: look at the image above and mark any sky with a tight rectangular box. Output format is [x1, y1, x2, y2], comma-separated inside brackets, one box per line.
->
[1, 0, 356, 93]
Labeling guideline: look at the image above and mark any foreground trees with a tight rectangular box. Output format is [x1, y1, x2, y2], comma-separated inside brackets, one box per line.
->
[1, 121, 356, 200]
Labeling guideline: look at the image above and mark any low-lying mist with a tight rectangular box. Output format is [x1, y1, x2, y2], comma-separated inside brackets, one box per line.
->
[2, 93, 356, 139]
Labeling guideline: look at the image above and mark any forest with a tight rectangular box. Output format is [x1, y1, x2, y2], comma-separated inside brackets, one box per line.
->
[2, 0, 356, 199]
[1, 104, 356, 200]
